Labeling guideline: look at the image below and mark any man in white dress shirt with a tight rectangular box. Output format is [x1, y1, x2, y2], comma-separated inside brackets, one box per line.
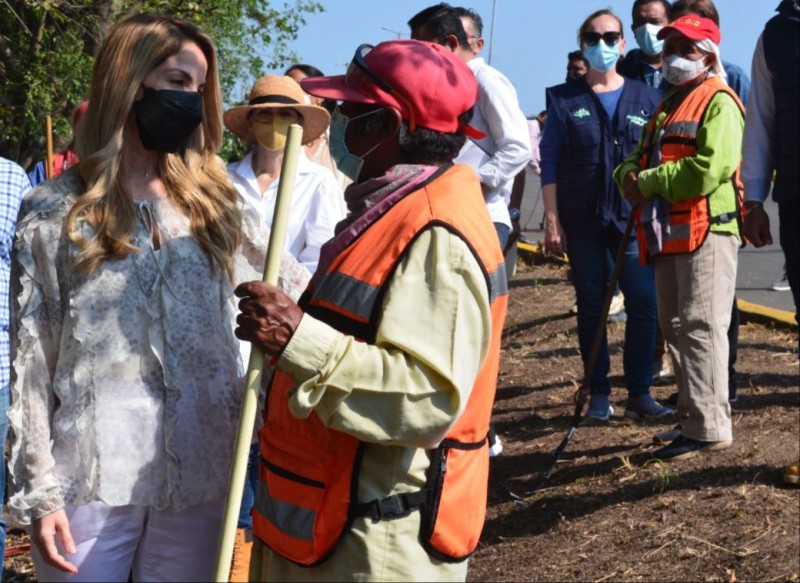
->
[409, 3, 530, 457]
[409, 3, 531, 251]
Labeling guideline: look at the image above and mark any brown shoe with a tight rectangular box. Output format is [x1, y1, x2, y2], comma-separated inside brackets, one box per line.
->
[784, 462, 800, 486]
[229, 528, 253, 582]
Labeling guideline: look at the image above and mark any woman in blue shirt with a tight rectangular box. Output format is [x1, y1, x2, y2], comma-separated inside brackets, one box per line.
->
[540, 8, 671, 422]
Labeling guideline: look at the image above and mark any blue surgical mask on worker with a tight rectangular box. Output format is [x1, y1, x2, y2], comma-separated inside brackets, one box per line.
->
[662, 53, 709, 86]
[634, 23, 664, 57]
[328, 109, 383, 182]
[583, 40, 620, 73]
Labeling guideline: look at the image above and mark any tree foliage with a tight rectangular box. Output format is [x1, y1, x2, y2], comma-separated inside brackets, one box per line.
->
[0, 0, 322, 168]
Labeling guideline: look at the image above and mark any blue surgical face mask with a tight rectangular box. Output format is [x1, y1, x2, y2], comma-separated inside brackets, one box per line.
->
[583, 40, 620, 73]
[634, 23, 664, 57]
[329, 109, 383, 182]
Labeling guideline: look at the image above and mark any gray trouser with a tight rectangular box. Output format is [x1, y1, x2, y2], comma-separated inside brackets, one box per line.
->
[654, 233, 738, 442]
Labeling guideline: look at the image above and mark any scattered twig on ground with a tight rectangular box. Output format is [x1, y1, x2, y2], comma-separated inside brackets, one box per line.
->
[656, 523, 687, 538]
[645, 538, 677, 556]
[3, 544, 30, 559]
[683, 534, 758, 558]
[555, 534, 599, 554]
[765, 572, 800, 582]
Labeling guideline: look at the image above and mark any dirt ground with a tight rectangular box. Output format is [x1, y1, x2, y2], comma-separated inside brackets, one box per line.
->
[3, 258, 799, 582]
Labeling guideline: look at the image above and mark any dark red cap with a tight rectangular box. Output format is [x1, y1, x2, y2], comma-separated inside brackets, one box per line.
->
[657, 15, 721, 45]
[300, 40, 482, 137]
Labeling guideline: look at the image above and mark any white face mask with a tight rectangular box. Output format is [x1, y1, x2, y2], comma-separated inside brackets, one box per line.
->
[662, 53, 709, 86]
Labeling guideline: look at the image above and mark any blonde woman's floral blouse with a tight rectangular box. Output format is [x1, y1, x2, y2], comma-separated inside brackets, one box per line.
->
[7, 172, 310, 523]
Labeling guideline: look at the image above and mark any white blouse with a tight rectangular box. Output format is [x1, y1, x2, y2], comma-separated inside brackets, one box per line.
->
[6, 173, 309, 523]
[228, 150, 347, 273]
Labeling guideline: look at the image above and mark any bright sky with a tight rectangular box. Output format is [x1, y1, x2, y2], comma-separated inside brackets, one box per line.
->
[283, 0, 773, 116]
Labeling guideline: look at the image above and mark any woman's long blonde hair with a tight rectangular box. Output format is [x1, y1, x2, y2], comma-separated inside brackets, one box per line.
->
[70, 13, 241, 279]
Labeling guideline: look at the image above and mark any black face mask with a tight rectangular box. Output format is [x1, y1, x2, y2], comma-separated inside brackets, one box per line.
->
[132, 86, 203, 153]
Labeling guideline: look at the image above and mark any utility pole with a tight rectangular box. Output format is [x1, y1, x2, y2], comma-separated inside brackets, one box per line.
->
[487, 0, 497, 65]
[381, 26, 403, 39]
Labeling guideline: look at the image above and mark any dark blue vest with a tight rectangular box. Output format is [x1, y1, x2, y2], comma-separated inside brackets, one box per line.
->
[764, 0, 800, 202]
[547, 78, 661, 237]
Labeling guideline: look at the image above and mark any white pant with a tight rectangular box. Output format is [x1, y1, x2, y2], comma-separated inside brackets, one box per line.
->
[31, 499, 224, 582]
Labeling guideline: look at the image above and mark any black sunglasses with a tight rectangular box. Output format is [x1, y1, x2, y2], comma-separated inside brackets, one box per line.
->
[581, 31, 622, 47]
[347, 44, 417, 131]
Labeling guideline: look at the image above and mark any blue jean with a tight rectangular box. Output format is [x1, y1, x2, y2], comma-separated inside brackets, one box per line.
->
[566, 225, 657, 396]
[237, 443, 259, 529]
[494, 222, 510, 252]
[0, 381, 8, 579]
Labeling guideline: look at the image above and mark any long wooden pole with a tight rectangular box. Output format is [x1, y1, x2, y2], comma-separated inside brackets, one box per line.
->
[45, 115, 54, 180]
[213, 123, 304, 582]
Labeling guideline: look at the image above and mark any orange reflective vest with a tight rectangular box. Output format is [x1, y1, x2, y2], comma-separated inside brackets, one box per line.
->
[251, 164, 509, 566]
[636, 77, 745, 262]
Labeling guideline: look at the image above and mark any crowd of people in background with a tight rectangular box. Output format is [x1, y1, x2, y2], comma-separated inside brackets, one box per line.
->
[0, 1, 797, 582]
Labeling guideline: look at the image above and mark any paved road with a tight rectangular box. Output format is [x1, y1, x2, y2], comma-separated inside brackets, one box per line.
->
[517, 168, 796, 315]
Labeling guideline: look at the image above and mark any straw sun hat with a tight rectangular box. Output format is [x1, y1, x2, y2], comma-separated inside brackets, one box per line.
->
[223, 75, 330, 144]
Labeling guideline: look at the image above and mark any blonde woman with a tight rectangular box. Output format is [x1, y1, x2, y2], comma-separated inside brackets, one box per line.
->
[6, 14, 272, 581]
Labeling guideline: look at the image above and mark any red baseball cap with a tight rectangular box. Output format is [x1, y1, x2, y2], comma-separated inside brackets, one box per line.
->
[657, 15, 721, 45]
[300, 40, 483, 138]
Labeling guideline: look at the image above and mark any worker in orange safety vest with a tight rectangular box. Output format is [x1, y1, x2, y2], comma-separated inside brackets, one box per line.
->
[234, 39, 508, 582]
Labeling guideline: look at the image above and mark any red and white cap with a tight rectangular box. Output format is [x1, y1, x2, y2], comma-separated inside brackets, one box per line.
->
[657, 15, 721, 45]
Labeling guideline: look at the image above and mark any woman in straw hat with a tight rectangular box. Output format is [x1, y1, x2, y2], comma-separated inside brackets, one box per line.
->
[225, 75, 347, 274]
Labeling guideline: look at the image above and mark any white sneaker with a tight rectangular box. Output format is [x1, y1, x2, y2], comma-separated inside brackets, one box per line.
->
[652, 359, 675, 385]
[608, 292, 625, 317]
[489, 434, 504, 457]
[771, 277, 790, 291]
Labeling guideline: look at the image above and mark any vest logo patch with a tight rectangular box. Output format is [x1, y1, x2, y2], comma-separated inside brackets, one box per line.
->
[627, 114, 648, 127]
[572, 107, 591, 119]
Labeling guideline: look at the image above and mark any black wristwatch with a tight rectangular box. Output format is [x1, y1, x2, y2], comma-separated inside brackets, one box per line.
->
[508, 207, 521, 221]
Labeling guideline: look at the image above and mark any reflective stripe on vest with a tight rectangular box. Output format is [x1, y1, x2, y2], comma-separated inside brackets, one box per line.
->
[662, 120, 700, 139]
[488, 263, 509, 302]
[252, 164, 508, 566]
[311, 261, 509, 320]
[637, 77, 744, 260]
[669, 222, 691, 241]
[255, 479, 316, 541]
[313, 271, 380, 322]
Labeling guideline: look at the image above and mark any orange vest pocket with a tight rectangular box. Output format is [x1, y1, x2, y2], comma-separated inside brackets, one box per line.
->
[420, 440, 489, 562]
